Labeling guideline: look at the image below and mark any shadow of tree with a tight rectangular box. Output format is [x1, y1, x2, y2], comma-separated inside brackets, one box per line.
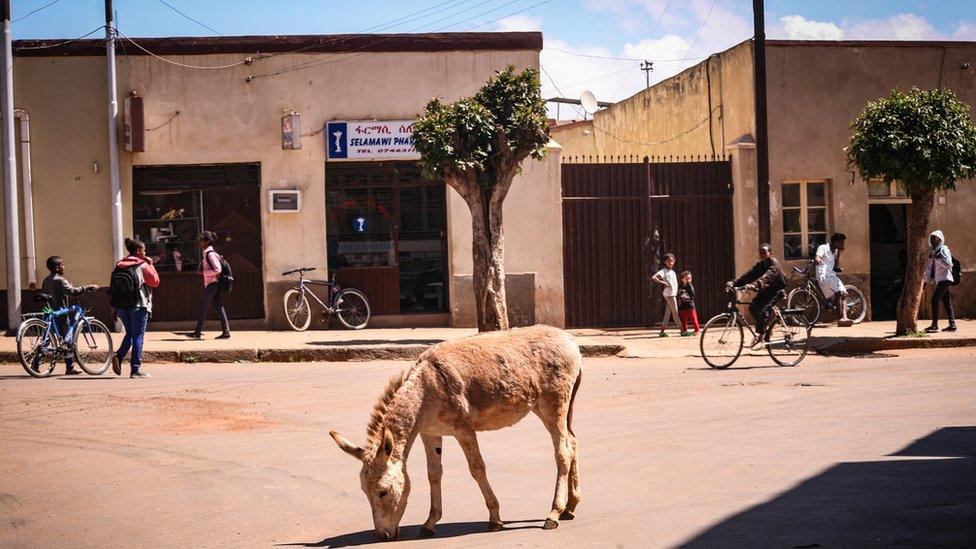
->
[680, 426, 976, 547]
[278, 519, 545, 547]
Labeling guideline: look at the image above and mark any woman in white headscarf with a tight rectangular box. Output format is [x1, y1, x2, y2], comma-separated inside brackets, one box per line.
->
[923, 230, 956, 333]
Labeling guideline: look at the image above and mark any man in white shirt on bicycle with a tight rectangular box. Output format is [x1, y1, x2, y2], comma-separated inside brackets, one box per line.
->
[815, 233, 852, 327]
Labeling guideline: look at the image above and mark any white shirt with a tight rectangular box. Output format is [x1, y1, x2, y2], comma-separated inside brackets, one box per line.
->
[815, 244, 836, 281]
[656, 267, 678, 297]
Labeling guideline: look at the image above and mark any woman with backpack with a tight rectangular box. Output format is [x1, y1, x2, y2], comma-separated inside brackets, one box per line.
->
[111, 237, 160, 378]
[923, 230, 957, 333]
[189, 231, 231, 339]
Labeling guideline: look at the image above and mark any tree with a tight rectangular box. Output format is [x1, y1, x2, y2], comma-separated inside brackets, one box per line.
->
[846, 88, 976, 335]
[414, 66, 549, 331]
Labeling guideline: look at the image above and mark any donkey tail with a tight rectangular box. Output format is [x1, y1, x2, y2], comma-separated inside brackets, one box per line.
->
[567, 369, 582, 437]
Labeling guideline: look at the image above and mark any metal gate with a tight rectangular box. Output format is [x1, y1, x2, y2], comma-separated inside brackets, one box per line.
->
[562, 159, 735, 328]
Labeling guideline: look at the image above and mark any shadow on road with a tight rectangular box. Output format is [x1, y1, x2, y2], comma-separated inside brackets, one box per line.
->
[307, 340, 443, 347]
[680, 426, 976, 547]
[279, 519, 545, 547]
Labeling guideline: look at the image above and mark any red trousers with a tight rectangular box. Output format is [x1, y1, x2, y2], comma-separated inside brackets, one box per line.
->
[679, 308, 700, 333]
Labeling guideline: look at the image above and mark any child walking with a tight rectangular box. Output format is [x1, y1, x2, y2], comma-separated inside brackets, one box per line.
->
[651, 253, 680, 337]
[677, 271, 700, 336]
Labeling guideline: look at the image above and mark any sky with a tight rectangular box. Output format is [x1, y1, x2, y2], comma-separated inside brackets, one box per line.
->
[11, 0, 976, 113]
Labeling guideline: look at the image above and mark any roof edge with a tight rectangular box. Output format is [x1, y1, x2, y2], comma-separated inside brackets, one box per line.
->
[14, 32, 543, 57]
[767, 39, 976, 48]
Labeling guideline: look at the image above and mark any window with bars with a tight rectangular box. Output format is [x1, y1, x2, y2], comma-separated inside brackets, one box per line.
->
[782, 180, 829, 260]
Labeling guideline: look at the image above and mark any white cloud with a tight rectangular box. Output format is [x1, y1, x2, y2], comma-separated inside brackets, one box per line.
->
[846, 13, 940, 40]
[953, 20, 976, 40]
[495, 14, 543, 32]
[776, 15, 844, 40]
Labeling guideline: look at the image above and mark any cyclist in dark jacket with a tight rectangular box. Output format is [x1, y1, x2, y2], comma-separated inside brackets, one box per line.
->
[728, 244, 788, 348]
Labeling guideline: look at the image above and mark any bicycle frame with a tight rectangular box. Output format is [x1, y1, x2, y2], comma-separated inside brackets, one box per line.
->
[720, 291, 792, 345]
[294, 274, 342, 313]
[35, 304, 86, 356]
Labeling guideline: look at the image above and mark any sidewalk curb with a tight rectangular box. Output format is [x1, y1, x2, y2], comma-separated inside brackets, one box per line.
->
[0, 343, 626, 365]
[814, 337, 976, 355]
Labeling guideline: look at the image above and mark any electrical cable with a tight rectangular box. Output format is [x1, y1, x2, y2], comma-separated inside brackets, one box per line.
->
[146, 110, 181, 132]
[546, 47, 706, 63]
[541, 66, 632, 93]
[541, 64, 586, 119]
[156, 0, 222, 36]
[592, 105, 721, 146]
[13, 25, 106, 50]
[610, 0, 672, 98]
[117, 30, 249, 70]
[457, 0, 552, 32]
[683, 0, 717, 60]
[13, 0, 67, 23]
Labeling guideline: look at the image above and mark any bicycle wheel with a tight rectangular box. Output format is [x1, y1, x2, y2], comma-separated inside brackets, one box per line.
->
[699, 313, 744, 369]
[17, 318, 56, 378]
[73, 318, 114, 375]
[334, 289, 370, 330]
[786, 287, 821, 326]
[844, 284, 867, 324]
[766, 313, 811, 367]
[283, 289, 312, 331]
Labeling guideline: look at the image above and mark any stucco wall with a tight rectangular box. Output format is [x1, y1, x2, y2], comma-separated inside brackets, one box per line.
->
[447, 143, 564, 328]
[1, 44, 556, 326]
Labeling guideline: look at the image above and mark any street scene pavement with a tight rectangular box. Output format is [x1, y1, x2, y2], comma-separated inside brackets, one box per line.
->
[2, 348, 974, 548]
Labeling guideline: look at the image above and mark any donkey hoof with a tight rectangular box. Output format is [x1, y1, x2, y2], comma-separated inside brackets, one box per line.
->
[418, 527, 436, 538]
[543, 518, 559, 530]
[488, 521, 504, 532]
[559, 510, 576, 520]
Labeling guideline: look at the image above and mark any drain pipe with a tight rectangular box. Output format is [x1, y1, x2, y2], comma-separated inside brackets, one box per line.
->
[14, 109, 36, 288]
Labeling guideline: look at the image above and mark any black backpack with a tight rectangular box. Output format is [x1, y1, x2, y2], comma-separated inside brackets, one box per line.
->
[951, 257, 962, 286]
[109, 264, 141, 309]
[208, 251, 234, 293]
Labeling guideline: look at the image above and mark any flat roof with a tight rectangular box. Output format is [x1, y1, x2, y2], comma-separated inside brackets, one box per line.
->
[14, 32, 543, 57]
[768, 39, 976, 48]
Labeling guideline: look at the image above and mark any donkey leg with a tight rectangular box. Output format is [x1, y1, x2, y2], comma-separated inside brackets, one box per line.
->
[535, 401, 573, 530]
[454, 429, 503, 531]
[419, 435, 443, 538]
[564, 434, 581, 519]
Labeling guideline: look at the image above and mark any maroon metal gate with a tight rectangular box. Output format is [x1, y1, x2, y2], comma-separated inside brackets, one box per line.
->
[562, 159, 735, 328]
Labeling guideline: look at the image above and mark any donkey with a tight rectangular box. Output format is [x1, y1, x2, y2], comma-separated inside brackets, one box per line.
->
[330, 324, 583, 541]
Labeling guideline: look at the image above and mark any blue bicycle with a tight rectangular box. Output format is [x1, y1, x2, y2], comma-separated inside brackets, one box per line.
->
[16, 292, 115, 378]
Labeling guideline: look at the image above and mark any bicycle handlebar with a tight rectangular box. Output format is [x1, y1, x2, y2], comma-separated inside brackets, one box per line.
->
[282, 267, 316, 276]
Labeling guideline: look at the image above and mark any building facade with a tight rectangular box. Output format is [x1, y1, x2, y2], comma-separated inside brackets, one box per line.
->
[552, 39, 976, 321]
[0, 32, 566, 330]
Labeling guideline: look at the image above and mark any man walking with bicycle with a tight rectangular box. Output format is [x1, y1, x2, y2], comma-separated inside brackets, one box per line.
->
[727, 244, 788, 349]
[41, 256, 98, 375]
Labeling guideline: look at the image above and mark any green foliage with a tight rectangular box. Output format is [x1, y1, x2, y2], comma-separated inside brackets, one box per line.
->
[414, 65, 550, 189]
[846, 88, 976, 195]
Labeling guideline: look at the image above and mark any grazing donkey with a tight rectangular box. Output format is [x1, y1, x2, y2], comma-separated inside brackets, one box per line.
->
[330, 324, 583, 541]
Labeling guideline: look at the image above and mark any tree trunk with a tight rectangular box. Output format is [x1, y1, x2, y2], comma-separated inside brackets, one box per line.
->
[896, 188, 935, 335]
[468, 188, 509, 332]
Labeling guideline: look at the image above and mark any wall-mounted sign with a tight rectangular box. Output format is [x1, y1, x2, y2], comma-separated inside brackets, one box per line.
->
[326, 120, 419, 161]
[268, 189, 302, 213]
[124, 93, 145, 153]
[337, 241, 393, 254]
[282, 113, 302, 150]
[353, 216, 368, 233]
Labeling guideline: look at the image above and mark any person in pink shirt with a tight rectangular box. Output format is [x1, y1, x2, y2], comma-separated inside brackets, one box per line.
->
[189, 231, 230, 339]
[112, 238, 160, 378]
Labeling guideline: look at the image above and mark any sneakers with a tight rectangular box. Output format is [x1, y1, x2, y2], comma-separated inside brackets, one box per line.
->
[924, 325, 939, 334]
[837, 318, 853, 328]
[186, 332, 202, 339]
[658, 332, 670, 338]
[943, 325, 957, 332]
[680, 331, 693, 337]
[112, 354, 122, 376]
[215, 332, 231, 340]
[130, 371, 151, 379]
[63, 368, 81, 376]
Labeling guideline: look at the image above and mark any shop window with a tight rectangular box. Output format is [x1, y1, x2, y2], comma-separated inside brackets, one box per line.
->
[133, 190, 203, 271]
[782, 180, 829, 260]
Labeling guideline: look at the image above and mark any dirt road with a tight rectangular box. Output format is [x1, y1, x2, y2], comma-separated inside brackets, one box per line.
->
[1, 349, 974, 548]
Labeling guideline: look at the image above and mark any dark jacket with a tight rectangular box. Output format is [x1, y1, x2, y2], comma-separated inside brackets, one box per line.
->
[677, 283, 696, 310]
[41, 273, 86, 309]
[734, 258, 787, 291]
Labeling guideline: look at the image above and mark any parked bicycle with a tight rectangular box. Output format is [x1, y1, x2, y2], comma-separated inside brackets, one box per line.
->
[282, 267, 371, 331]
[699, 287, 812, 369]
[786, 261, 866, 325]
[16, 293, 115, 378]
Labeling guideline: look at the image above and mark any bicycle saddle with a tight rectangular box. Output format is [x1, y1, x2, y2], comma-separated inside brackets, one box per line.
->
[33, 293, 56, 306]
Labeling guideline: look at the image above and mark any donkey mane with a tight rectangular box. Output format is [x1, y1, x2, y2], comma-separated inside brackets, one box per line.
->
[365, 370, 408, 447]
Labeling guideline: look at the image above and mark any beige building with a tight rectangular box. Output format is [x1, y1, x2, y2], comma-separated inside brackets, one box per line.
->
[552, 39, 976, 321]
[1, 32, 565, 330]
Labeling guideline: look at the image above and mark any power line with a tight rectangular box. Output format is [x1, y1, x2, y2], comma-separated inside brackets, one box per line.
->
[610, 0, 673, 98]
[13, 25, 105, 50]
[541, 64, 586, 119]
[459, 0, 552, 32]
[683, 0, 717, 60]
[117, 30, 250, 70]
[156, 0, 222, 36]
[13, 0, 67, 23]
[545, 47, 706, 63]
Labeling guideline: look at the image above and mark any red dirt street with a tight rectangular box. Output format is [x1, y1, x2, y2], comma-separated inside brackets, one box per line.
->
[1, 349, 975, 547]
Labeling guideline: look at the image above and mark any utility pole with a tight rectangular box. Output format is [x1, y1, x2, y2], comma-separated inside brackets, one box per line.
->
[105, 0, 123, 267]
[1, 0, 21, 331]
[753, 0, 771, 245]
[640, 60, 654, 88]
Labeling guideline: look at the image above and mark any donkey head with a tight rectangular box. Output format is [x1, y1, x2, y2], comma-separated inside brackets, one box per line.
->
[330, 429, 411, 541]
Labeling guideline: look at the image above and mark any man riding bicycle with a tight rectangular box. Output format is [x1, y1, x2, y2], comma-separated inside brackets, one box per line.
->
[727, 244, 788, 349]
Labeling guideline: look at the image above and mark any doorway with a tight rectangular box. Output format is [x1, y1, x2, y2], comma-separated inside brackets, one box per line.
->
[869, 204, 907, 321]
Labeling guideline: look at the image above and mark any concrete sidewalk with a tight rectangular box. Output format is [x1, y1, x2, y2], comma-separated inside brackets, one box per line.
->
[1, 320, 973, 364]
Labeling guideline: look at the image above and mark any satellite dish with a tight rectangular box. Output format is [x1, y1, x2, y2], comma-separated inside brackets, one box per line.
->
[580, 90, 600, 115]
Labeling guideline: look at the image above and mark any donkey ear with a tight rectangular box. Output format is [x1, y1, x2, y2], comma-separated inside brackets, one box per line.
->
[382, 428, 395, 459]
[330, 431, 364, 461]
